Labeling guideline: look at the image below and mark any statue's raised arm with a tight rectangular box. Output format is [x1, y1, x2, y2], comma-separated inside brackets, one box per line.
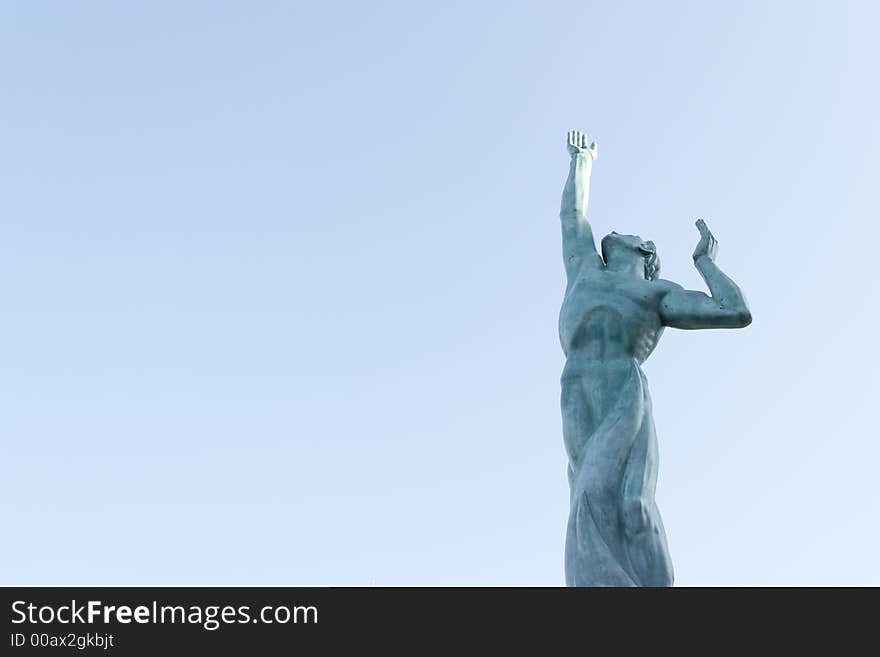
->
[560, 130, 603, 279]
[659, 220, 752, 329]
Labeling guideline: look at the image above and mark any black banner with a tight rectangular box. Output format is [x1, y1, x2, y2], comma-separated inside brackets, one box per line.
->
[1, 586, 874, 653]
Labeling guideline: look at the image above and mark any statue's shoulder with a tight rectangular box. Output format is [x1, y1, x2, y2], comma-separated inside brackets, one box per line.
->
[650, 278, 683, 294]
[567, 263, 608, 289]
[636, 278, 682, 306]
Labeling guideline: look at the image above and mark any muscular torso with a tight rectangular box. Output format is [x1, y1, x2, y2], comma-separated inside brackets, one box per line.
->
[559, 268, 672, 378]
[559, 268, 673, 468]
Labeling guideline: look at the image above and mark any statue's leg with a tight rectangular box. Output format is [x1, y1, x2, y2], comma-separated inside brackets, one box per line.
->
[563, 366, 645, 586]
[562, 377, 604, 585]
[620, 376, 674, 587]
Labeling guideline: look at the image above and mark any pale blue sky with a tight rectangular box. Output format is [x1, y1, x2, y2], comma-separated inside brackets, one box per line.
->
[2, 1, 878, 585]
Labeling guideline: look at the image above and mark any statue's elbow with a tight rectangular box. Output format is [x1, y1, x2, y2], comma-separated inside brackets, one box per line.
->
[733, 309, 752, 328]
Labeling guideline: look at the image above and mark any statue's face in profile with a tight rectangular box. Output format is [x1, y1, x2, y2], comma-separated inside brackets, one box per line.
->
[600, 232, 660, 280]
[602, 231, 643, 253]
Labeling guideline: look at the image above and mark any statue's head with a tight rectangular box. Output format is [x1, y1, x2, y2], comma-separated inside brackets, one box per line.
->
[601, 232, 660, 280]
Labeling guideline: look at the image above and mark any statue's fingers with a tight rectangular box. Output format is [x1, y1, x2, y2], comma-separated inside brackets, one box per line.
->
[696, 218, 708, 236]
[580, 132, 588, 148]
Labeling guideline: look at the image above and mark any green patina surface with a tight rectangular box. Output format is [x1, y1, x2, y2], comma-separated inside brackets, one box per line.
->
[559, 131, 751, 586]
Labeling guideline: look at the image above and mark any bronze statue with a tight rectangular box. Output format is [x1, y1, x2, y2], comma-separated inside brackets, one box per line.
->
[559, 130, 751, 586]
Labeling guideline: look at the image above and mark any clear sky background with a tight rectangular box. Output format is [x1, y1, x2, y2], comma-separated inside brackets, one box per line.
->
[2, 1, 878, 585]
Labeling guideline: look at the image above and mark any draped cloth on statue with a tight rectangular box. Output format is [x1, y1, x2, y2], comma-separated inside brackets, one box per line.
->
[562, 358, 673, 587]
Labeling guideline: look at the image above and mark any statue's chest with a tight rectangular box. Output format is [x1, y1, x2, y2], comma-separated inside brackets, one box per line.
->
[559, 276, 662, 357]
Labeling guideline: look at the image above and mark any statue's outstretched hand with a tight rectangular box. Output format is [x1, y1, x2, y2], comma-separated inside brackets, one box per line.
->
[692, 219, 718, 262]
[566, 130, 598, 159]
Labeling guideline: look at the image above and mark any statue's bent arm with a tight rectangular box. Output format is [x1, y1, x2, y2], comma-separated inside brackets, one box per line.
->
[659, 220, 752, 330]
[560, 131, 603, 278]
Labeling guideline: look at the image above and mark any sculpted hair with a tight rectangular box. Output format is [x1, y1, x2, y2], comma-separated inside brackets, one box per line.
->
[640, 241, 660, 281]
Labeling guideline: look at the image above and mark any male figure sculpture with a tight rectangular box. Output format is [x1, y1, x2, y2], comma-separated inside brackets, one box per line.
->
[559, 130, 751, 586]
